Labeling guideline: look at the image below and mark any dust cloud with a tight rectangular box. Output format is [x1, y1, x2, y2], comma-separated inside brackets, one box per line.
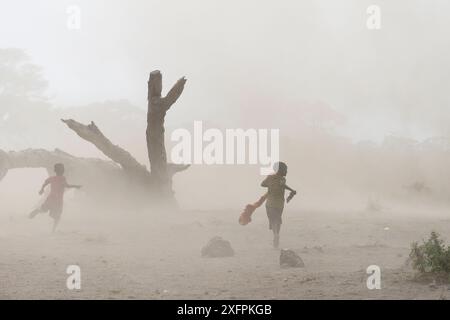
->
[0, 0, 449, 299]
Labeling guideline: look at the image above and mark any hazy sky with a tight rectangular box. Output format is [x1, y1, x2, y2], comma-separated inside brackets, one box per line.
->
[1, 0, 449, 142]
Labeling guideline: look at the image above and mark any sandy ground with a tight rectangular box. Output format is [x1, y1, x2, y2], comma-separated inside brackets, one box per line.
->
[1, 204, 450, 300]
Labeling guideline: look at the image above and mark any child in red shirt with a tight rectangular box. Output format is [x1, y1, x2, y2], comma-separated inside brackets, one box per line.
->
[29, 163, 81, 232]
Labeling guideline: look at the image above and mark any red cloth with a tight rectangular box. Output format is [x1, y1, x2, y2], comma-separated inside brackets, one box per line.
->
[239, 193, 267, 225]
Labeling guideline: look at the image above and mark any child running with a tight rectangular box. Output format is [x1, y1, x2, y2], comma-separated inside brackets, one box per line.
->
[261, 162, 296, 248]
[29, 163, 81, 232]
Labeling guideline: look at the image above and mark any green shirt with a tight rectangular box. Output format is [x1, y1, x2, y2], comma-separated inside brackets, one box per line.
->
[261, 175, 286, 209]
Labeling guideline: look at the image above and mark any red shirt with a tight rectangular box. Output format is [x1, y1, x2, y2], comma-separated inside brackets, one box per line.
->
[45, 176, 67, 200]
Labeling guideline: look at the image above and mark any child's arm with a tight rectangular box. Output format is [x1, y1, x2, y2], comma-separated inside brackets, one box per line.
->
[39, 179, 50, 195]
[284, 184, 297, 203]
[284, 184, 296, 193]
[66, 183, 82, 189]
[64, 179, 82, 189]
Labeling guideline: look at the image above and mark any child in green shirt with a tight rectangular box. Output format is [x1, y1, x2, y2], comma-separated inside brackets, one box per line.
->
[261, 162, 296, 248]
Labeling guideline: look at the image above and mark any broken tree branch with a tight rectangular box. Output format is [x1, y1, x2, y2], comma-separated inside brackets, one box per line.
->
[167, 163, 190, 177]
[0, 148, 121, 182]
[162, 77, 187, 110]
[61, 119, 151, 182]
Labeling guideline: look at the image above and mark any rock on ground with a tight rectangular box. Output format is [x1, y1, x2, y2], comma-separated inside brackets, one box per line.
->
[280, 249, 305, 268]
[201, 236, 234, 258]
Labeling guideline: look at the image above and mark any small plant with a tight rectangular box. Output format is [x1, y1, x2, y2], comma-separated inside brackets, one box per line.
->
[409, 231, 450, 281]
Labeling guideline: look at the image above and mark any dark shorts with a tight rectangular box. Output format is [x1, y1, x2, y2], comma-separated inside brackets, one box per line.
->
[266, 206, 283, 230]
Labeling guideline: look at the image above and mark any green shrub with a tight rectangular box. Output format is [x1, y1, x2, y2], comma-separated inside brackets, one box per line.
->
[409, 231, 450, 277]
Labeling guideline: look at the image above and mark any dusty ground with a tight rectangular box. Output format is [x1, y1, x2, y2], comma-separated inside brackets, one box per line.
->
[1, 204, 450, 300]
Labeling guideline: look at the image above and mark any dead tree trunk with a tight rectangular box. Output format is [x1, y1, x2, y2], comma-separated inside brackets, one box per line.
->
[147, 71, 187, 197]
[1, 70, 189, 206]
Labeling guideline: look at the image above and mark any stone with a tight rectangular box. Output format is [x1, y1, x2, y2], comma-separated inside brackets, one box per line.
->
[201, 236, 234, 258]
[280, 249, 305, 268]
